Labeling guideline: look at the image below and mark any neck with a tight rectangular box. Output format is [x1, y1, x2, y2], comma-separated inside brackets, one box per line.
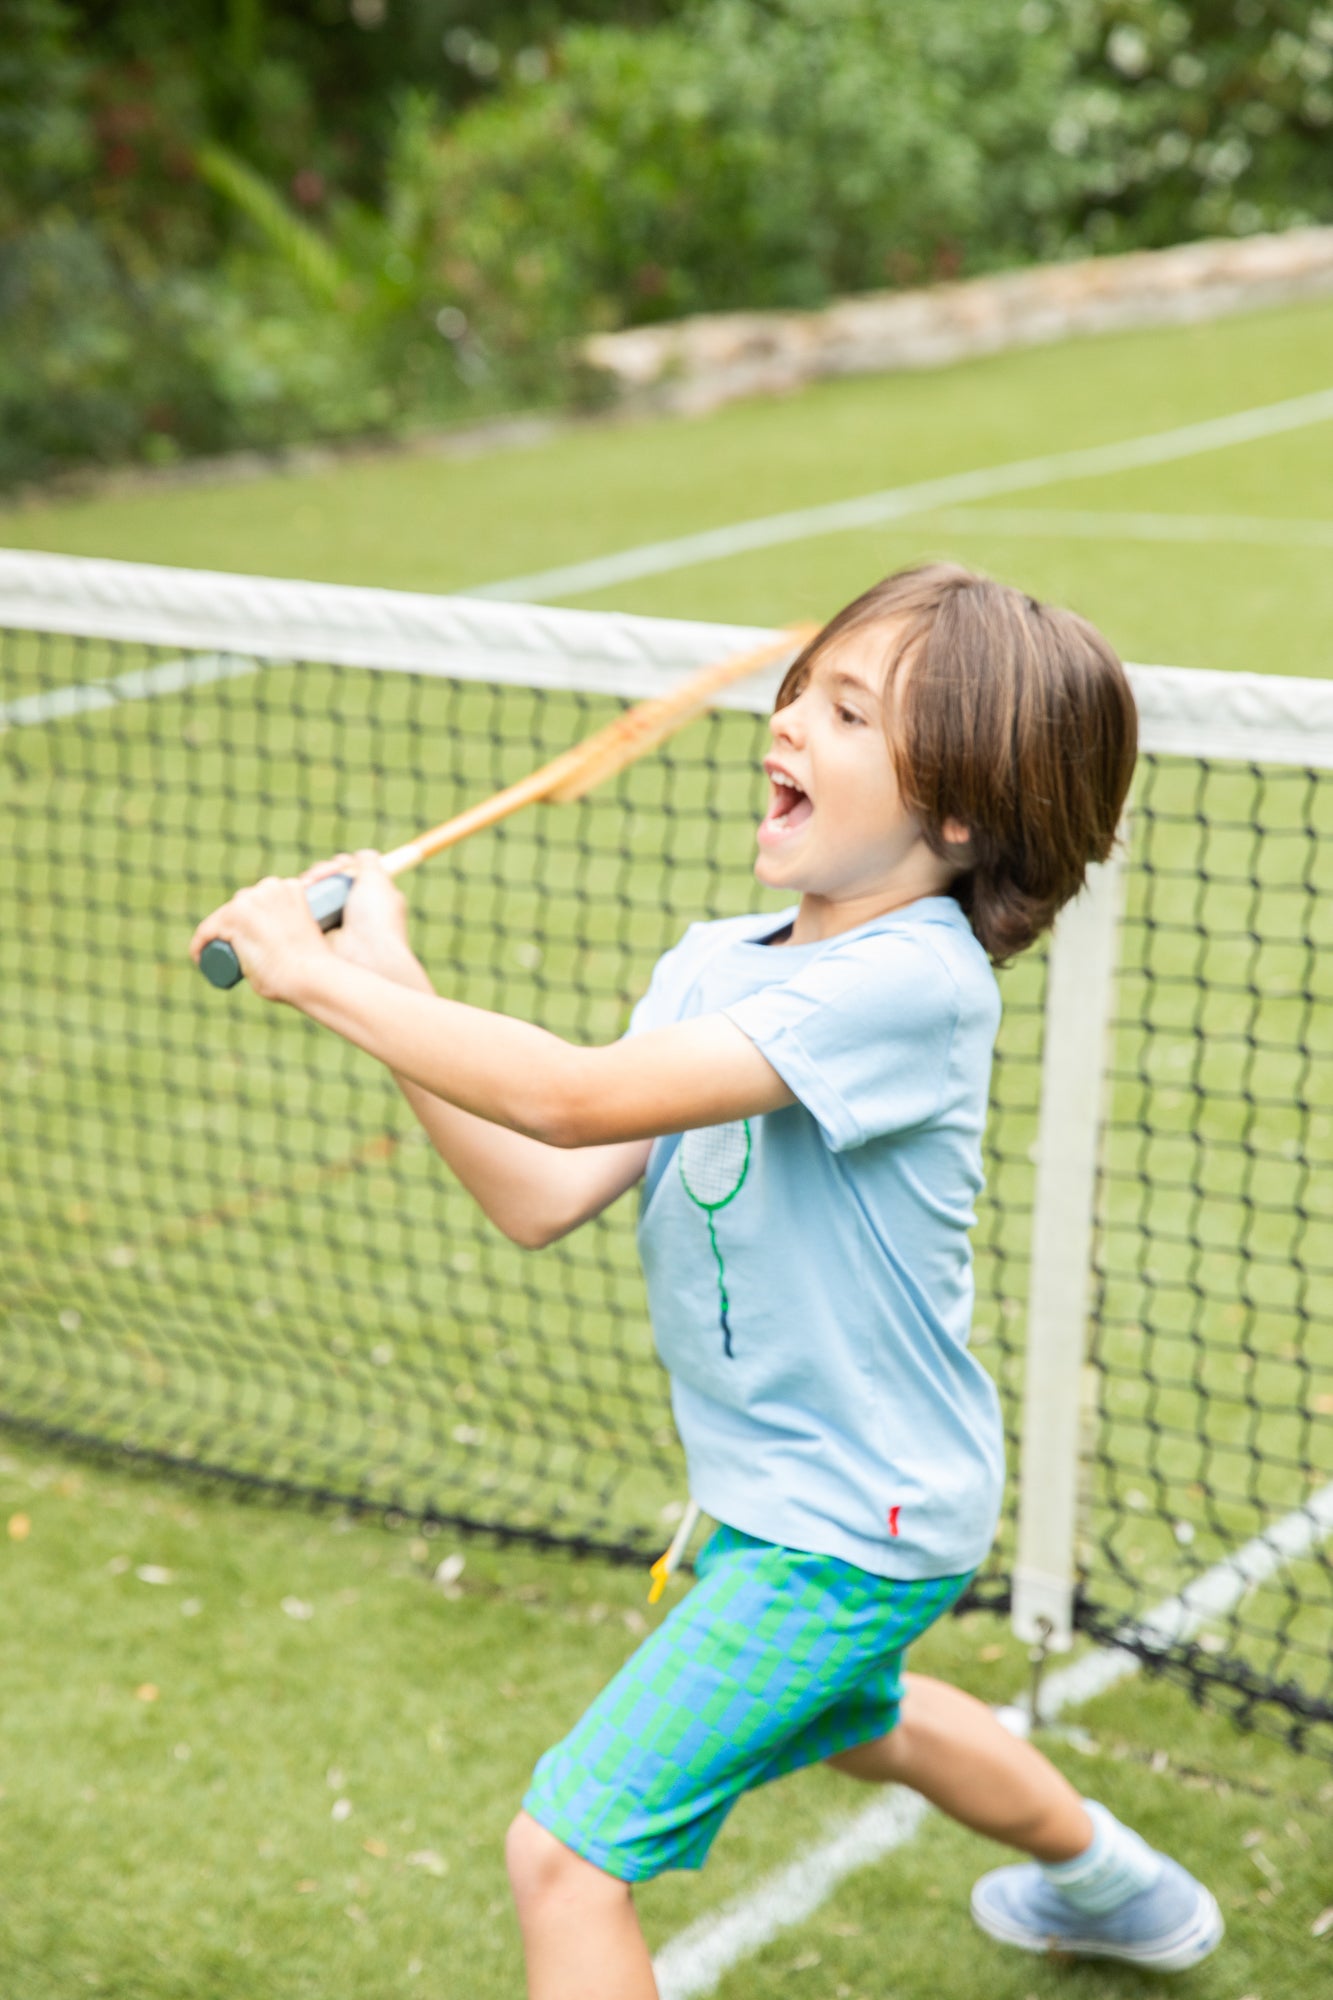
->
[787, 878, 952, 946]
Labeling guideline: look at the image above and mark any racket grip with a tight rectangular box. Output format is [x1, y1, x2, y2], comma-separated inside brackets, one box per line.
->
[198, 872, 356, 990]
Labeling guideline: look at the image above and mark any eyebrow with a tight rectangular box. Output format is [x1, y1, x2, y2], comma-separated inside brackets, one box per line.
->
[828, 669, 878, 698]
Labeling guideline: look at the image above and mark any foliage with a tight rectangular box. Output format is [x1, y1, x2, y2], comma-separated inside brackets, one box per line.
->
[1051, 0, 1333, 250]
[3, 0, 1332, 486]
[422, 0, 1081, 379]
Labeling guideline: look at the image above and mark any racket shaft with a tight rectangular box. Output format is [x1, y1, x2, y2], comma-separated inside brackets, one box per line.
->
[200, 625, 811, 985]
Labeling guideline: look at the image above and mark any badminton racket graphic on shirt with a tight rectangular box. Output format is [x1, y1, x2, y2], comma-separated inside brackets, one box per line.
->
[196, 626, 815, 990]
[678, 1120, 752, 1356]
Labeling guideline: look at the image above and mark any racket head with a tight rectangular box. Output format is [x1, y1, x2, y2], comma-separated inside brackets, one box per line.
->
[678, 1120, 751, 1212]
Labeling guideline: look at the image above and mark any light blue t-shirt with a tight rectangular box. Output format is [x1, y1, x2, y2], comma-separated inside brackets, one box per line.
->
[632, 896, 1005, 1581]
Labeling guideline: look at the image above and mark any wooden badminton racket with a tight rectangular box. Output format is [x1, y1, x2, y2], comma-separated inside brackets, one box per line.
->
[198, 625, 813, 990]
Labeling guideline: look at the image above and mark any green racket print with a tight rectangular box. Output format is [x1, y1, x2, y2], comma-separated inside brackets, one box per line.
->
[678, 1120, 751, 1357]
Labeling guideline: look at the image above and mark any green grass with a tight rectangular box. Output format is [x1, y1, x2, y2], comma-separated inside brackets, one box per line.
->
[1, 292, 1331, 671]
[3, 292, 1333, 1995]
[3, 1432, 1331, 2000]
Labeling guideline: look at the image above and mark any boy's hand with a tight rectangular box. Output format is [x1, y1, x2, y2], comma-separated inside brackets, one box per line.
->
[190, 876, 330, 1004]
[301, 851, 419, 981]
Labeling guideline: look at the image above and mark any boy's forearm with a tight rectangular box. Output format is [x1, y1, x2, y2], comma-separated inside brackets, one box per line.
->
[303, 946, 643, 1245]
[292, 950, 581, 1143]
[363, 949, 557, 1232]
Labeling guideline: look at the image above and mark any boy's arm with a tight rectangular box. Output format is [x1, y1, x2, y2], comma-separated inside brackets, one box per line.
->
[190, 858, 794, 1148]
[360, 940, 652, 1248]
[185, 856, 780, 1240]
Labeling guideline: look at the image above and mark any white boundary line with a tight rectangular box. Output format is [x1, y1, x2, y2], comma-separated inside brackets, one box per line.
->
[915, 506, 1333, 551]
[0, 651, 259, 730]
[653, 1479, 1333, 2000]
[472, 385, 1333, 602]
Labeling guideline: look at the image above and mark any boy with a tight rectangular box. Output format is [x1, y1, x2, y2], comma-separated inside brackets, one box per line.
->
[194, 564, 1223, 1995]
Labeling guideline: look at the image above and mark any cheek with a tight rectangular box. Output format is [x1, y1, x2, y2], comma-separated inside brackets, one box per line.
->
[844, 748, 903, 828]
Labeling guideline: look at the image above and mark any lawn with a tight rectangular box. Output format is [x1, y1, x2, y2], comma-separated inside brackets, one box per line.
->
[2, 291, 1332, 1996]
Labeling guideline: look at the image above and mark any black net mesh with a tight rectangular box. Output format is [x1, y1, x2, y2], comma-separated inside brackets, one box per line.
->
[1082, 752, 1333, 1759]
[1, 630, 1328, 1755]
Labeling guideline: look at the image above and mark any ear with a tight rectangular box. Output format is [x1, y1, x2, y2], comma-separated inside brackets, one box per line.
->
[940, 817, 972, 850]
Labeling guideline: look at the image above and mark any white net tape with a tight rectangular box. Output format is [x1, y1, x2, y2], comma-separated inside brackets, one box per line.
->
[2, 548, 1331, 764]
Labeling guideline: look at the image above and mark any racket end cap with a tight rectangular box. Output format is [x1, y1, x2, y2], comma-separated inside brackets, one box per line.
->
[199, 939, 243, 989]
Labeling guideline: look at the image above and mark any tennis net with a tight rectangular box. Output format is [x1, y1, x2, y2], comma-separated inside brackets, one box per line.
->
[2, 551, 1330, 1760]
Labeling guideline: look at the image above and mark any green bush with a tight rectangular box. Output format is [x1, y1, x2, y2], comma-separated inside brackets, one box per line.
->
[426, 0, 1084, 372]
[1048, 0, 1333, 251]
[4, 0, 1332, 485]
[425, 0, 1333, 372]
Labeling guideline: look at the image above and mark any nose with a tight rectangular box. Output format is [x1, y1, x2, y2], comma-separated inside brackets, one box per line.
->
[769, 695, 805, 747]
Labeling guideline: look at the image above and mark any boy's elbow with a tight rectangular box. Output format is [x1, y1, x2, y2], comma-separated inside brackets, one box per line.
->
[522, 1052, 611, 1151]
[508, 1213, 576, 1252]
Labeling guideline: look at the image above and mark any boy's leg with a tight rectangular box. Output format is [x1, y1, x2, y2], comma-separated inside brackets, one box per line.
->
[827, 1671, 1092, 1859]
[830, 1673, 1223, 1971]
[506, 1811, 658, 2000]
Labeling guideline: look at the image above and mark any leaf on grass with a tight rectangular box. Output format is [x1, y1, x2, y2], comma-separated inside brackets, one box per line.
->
[8, 1513, 31, 1541]
[432, 1554, 465, 1590]
[135, 1684, 159, 1703]
[979, 1643, 1005, 1662]
[282, 1596, 314, 1621]
[136, 1565, 174, 1585]
[1312, 1907, 1333, 1937]
[362, 1838, 389, 1859]
[106, 1555, 131, 1575]
[295, 1880, 319, 1894]
[331, 1798, 353, 1822]
[405, 1849, 448, 1877]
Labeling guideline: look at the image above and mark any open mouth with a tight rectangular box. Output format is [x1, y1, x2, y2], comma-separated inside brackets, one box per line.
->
[758, 774, 814, 845]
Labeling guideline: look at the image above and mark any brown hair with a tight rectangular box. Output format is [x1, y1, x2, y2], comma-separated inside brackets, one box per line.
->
[775, 563, 1137, 963]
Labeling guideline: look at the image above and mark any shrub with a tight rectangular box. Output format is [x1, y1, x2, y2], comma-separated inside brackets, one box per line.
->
[1051, 0, 1333, 250]
[426, 0, 1085, 374]
[5, 0, 1332, 485]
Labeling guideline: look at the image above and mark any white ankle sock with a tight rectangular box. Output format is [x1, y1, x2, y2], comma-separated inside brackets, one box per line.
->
[1040, 1801, 1162, 1914]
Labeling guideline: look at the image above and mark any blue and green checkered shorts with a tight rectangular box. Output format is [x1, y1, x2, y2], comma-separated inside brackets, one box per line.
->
[522, 1524, 972, 1882]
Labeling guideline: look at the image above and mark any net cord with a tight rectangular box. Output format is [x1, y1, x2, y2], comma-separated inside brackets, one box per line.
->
[3, 549, 1332, 763]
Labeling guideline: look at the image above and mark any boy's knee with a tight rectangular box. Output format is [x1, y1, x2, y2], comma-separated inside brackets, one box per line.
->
[505, 1810, 625, 1914]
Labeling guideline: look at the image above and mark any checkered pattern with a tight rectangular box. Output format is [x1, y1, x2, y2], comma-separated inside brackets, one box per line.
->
[523, 1525, 972, 1881]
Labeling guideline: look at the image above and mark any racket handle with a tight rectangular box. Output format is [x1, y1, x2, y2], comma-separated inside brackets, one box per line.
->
[198, 872, 356, 990]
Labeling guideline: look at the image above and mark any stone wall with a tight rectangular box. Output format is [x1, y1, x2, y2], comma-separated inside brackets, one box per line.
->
[582, 228, 1333, 418]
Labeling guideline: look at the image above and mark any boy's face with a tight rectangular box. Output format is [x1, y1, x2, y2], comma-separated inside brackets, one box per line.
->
[755, 625, 956, 925]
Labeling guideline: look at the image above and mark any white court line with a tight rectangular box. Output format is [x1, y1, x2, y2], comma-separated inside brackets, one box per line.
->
[474, 385, 1333, 602]
[914, 506, 1333, 551]
[653, 1479, 1333, 2000]
[0, 650, 259, 731]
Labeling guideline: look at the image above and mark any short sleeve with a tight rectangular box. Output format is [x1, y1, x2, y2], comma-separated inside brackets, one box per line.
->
[625, 923, 707, 1038]
[724, 936, 960, 1151]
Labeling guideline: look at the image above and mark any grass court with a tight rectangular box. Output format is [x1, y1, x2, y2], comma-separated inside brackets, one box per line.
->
[2, 293, 1332, 1997]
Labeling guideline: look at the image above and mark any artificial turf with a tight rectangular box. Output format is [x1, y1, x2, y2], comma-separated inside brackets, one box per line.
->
[3, 290, 1333, 1996]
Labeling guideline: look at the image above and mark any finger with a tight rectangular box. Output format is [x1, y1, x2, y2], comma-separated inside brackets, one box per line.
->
[190, 900, 237, 964]
[299, 853, 356, 887]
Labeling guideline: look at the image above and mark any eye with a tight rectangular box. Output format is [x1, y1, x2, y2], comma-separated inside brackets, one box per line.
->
[836, 703, 866, 726]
